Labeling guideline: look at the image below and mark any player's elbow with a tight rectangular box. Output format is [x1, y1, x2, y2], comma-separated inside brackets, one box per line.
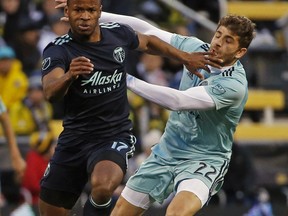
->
[43, 89, 61, 102]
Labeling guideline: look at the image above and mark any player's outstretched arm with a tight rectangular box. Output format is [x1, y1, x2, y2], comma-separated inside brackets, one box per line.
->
[100, 12, 173, 44]
[127, 74, 215, 111]
[136, 33, 222, 78]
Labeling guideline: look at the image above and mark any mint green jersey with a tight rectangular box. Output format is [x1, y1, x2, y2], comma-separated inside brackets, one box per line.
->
[152, 34, 248, 164]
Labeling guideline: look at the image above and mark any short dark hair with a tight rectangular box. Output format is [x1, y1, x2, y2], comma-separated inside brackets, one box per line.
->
[217, 14, 256, 49]
[67, 0, 102, 6]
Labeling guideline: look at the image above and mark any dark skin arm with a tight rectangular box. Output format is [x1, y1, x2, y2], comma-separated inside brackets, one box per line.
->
[42, 33, 220, 102]
[42, 56, 94, 101]
[136, 33, 222, 79]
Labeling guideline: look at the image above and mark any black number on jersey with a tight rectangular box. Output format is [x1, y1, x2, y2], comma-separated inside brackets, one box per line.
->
[194, 162, 217, 182]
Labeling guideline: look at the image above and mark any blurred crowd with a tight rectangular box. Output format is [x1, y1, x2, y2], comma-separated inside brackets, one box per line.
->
[0, 0, 287, 215]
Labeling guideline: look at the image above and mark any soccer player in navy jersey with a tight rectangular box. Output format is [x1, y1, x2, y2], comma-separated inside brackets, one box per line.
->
[39, 0, 223, 215]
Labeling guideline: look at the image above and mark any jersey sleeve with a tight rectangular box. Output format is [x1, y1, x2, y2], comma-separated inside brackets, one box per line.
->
[100, 12, 173, 43]
[119, 23, 139, 50]
[204, 77, 246, 110]
[41, 44, 69, 77]
[170, 34, 206, 52]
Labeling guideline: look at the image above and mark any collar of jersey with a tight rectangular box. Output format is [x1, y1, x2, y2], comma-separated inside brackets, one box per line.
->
[208, 65, 233, 74]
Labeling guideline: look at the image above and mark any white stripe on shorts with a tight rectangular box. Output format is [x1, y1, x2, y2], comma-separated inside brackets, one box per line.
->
[176, 179, 209, 207]
[121, 186, 151, 210]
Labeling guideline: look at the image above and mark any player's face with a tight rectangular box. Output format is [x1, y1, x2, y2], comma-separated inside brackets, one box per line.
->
[210, 26, 247, 66]
[65, 0, 102, 40]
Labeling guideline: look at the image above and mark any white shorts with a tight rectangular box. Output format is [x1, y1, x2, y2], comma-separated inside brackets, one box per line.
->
[121, 178, 209, 209]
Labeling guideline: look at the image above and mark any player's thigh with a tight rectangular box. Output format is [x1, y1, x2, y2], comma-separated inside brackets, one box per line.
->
[90, 159, 124, 190]
[111, 195, 145, 216]
[87, 133, 136, 176]
[167, 191, 202, 216]
[39, 198, 70, 216]
[126, 153, 174, 203]
[88, 134, 136, 187]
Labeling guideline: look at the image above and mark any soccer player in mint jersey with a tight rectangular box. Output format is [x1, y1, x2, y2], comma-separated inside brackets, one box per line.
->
[96, 12, 256, 216]
[40, 0, 223, 215]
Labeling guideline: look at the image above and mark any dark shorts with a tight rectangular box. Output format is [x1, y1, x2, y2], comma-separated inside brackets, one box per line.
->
[40, 131, 136, 209]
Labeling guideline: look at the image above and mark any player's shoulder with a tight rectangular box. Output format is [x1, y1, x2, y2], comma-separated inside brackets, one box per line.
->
[100, 21, 121, 29]
[100, 21, 132, 32]
[220, 61, 246, 82]
[216, 66, 247, 93]
[100, 22, 136, 39]
[171, 34, 209, 52]
[43, 33, 72, 52]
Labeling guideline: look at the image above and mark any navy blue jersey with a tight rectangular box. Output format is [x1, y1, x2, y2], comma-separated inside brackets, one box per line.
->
[42, 22, 139, 140]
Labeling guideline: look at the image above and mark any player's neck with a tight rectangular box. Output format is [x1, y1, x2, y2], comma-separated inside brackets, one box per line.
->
[208, 65, 233, 74]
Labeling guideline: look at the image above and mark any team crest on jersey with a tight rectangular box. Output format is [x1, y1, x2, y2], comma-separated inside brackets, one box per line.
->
[42, 57, 51, 70]
[212, 84, 226, 95]
[113, 47, 125, 63]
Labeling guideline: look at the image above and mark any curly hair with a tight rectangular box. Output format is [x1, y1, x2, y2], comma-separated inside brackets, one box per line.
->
[217, 14, 256, 49]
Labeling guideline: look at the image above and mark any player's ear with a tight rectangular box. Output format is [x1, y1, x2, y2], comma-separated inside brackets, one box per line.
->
[64, 6, 69, 18]
[99, 5, 102, 16]
[235, 48, 247, 59]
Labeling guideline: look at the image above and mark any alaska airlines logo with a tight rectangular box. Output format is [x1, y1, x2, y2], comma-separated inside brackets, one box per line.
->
[113, 47, 125, 63]
[81, 69, 123, 86]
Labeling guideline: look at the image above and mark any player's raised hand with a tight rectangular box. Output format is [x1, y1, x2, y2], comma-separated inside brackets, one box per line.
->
[68, 56, 94, 81]
[55, 0, 67, 9]
[55, 0, 69, 21]
[183, 52, 223, 79]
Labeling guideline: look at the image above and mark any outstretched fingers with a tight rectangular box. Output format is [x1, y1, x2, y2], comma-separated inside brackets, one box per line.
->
[55, 0, 68, 21]
[204, 53, 223, 69]
[183, 52, 223, 79]
[55, 0, 67, 9]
